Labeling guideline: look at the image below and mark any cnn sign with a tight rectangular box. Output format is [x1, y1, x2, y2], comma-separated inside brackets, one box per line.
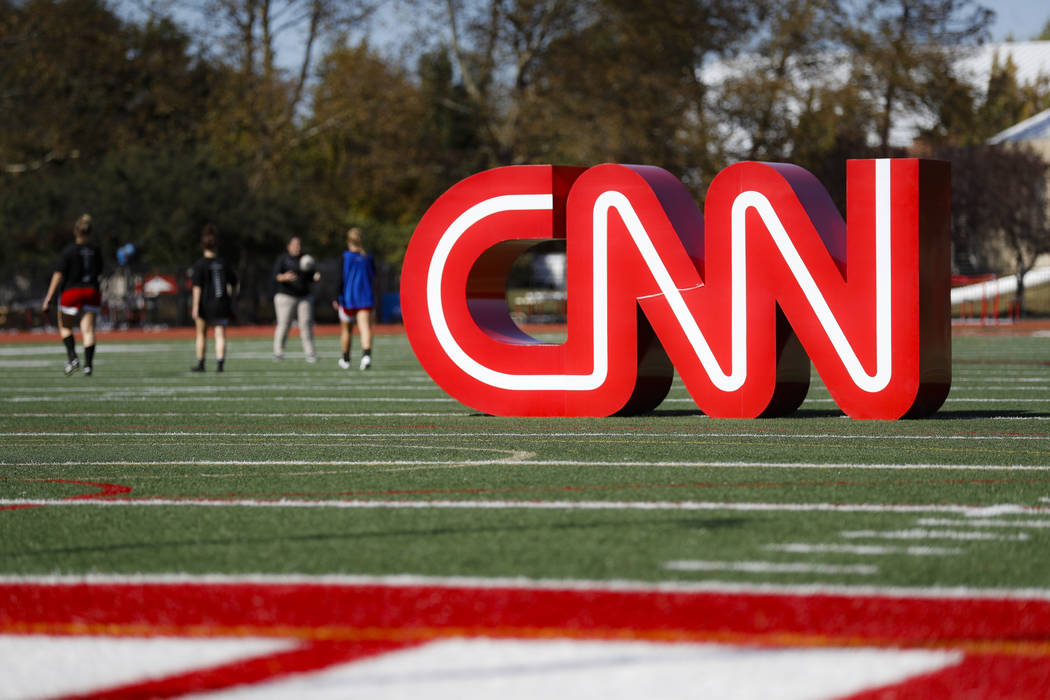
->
[401, 160, 951, 419]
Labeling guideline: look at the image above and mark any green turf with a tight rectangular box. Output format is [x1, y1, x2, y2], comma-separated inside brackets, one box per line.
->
[2, 330, 1049, 589]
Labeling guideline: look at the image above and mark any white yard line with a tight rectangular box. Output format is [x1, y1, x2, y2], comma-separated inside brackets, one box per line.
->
[663, 560, 878, 575]
[2, 397, 456, 403]
[764, 543, 961, 556]
[5, 412, 1049, 421]
[1, 497, 1048, 517]
[5, 430, 1050, 442]
[916, 517, 1050, 529]
[4, 571, 1050, 600]
[840, 529, 1030, 542]
[5, 458, 1050, 471]
[0, 385, 443, 394]
[953, 377, 1050, 383]
[2, 412, 468, 418]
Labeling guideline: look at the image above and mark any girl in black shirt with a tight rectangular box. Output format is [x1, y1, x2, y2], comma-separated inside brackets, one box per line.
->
[41, 214, 102, 376]
[190, 225, 237, 372]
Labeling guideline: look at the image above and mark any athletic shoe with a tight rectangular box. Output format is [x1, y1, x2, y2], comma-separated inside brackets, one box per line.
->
[306, 355, 318, 364]
[338, 358, 351, 369]
[191, 365, 205, 372]
[273, 354, 284, 362]
[360, 355, 371, 371]
[83, 366, 93, 376]
[64, 358, 81, 376]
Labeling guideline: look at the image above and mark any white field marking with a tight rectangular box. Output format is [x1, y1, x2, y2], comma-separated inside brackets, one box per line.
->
[764, 543, 961, 557]
[7, 571, 1050, 601]
[2, 498, 1049, 517]
[376, 451, 536, 472]
[941, 386, 1050, 391]
[840, 529, 1030, 542]
[197, 460, 538, 477]
[7, 393, 1050, 405]
[953, 377, 1050, 383]
[211, 640, 959, 700]
[659, 397, 1050, 404]
[0, 382, 441, 393]
[0, 343, 186, 356]
[6, 458, 1050, 472]
[989, 416, 1050, 421]
[2, 397, 456, 403]
[0, 636, 295, 700]
[5, 429, 1050, 443]
[3, 412, 469, 418]
[663, 560, 878, 575]
[915, 397, 1050, 404]
[917, 517, 1050, 530]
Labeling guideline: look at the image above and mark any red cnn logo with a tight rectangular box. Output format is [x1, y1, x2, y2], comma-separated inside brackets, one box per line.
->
[401, 160, 951, 419]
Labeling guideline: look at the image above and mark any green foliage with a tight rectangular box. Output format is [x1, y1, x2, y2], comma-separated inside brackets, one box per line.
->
[3, 0, 1050, 295]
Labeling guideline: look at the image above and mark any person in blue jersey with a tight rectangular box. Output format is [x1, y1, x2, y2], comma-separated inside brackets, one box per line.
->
[190, 225, 238, 372]
[41, 214, 103, 376]
[334, 227, 375, 370]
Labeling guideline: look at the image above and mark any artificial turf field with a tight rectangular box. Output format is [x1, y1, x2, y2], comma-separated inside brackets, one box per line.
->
[2, 326, 1050, 697]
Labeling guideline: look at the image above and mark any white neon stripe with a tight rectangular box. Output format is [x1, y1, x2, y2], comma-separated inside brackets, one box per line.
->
[729, 160, 892, 391]
[428, 161, 894, 394]
[426, 194, 606, 391]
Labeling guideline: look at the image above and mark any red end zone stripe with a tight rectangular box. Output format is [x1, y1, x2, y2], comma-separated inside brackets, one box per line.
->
[60, 640, 423, 700]
[3, 582, 1050, 652]
[5, 582, 1050, 698]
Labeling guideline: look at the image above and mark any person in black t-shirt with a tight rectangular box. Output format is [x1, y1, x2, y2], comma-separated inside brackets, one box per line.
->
[41, 214, 103, 376]
[272, 235, 320, 362]
[190, 225, 238, 372]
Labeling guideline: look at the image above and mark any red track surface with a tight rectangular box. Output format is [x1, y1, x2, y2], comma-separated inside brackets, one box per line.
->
[3, 580, 1050, 698]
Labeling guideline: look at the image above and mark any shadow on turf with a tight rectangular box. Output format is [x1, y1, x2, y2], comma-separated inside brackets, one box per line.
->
[470, 408, 1050, 420]
[4, 517, 751, 560]
[466, 409, 848, 419]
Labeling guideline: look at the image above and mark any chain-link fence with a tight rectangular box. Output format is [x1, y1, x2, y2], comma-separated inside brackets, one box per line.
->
[0, 257, 402, 332]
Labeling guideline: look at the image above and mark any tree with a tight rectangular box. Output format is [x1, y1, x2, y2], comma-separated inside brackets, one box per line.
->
[184, 0, 378, 187]
[303, 42, 435, 262]
[844, 0, 992, 152]
[918, 52, 1050, 147]
[527, 0, 763, 187]
[716, 0, 846, 163]
[0, 0, 227, 269]
[936, 144, 1050, 314]
[437, 0, 588, 166]
[997, 147, 1050, 315]
[1, 0, 131, 166]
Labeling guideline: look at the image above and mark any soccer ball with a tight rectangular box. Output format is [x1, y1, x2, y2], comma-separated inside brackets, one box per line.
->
[299, 254, 316, 272]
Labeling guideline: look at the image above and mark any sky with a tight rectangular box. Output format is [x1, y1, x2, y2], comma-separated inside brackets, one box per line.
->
[984, 0, 1050, 41]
